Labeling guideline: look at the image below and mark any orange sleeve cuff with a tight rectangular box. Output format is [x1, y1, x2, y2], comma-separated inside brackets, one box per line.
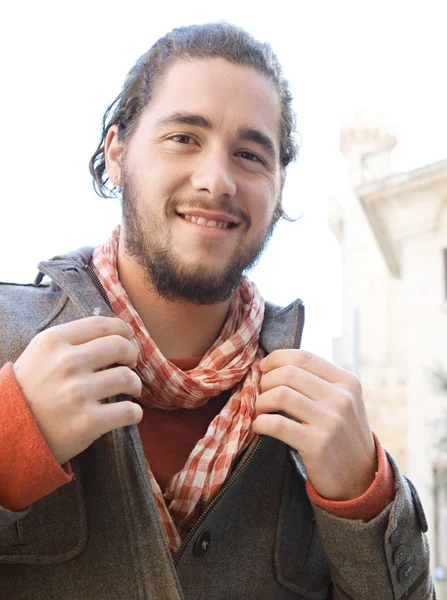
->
[0, 363, 73, 512]
[306, 432, 395, 522]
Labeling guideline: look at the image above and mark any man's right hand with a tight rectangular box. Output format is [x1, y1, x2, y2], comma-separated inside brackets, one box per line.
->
[13, 316, 143, 465]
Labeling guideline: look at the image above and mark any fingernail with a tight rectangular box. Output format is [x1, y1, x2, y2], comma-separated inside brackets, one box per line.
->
[259, 357, 266, 371]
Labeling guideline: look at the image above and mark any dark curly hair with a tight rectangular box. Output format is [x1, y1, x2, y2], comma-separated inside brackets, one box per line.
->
[89, 22, 299, 219]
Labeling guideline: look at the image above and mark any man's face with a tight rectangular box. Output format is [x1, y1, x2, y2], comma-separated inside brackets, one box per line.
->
[120, 57, 282, 304]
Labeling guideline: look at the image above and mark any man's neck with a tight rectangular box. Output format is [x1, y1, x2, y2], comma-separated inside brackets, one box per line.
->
[117, 250, 231, 360]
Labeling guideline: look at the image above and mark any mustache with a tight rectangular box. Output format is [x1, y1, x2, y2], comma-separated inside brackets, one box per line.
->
[166, 196, 251, 228]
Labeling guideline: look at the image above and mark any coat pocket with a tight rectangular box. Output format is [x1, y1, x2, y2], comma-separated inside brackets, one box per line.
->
[0, 459, 87, 565]
[274, 461, 331, 599]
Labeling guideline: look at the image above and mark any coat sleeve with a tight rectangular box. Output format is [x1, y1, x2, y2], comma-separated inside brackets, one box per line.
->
[0, 363, 73, 533]
[311, 452, 434, 599]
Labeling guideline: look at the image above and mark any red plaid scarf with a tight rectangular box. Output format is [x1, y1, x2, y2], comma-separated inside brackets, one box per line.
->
[91, 227, 265, 550]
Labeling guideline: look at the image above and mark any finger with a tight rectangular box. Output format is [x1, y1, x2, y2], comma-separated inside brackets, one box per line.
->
[253, 413, 308, 448]
[47, 316, 134, 346]
[95, 400, 143, 437]
[87, 366, 142, 401]
[260, 349, 348, 384]
[260, 365, 335, 403]
[76, 335, 140, 371]
[255, 386, 322, 423]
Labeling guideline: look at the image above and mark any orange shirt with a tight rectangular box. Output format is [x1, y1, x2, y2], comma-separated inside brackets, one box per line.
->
[140, 396, 230, 492]
[138, 354, 232, 492]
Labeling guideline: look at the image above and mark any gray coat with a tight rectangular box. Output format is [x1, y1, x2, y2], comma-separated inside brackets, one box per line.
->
[0, 247, 434, 599]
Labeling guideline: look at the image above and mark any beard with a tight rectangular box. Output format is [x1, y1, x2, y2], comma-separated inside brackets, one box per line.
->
[121, 172, 280, 305]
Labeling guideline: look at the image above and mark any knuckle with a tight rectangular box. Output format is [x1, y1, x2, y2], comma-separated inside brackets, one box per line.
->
[120, 367, 135, 385]
[336, 390, 354, 414]
[118, 368, 141, 397]
[125, 367, 139, 385]
[273, 385, 291, 408]
[65, 379, 88, 404]
[90, 316, 111, 337]
[60, 350, 82, 377]
[331, 411, 345, 431]
[116, 336, 134, 359]
[316, 428, 333, 455]
[268, 417, 283, 437]
[349, 374, 362, 396]
[33, 328, 57, 353]
[271, 415, 291, 438]
[121, 401, 139, 424]
[326, 414, 346, 442]
[283, 365, 298, 384]
[296, 349, 313, 367]
[77, 408, 97, 435]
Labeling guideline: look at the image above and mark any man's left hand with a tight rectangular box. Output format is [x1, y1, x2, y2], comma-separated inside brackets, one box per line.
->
[253, 349, 377, 501]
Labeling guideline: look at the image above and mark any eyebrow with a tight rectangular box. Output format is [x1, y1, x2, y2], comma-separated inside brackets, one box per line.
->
[156, 111, 213, 130]
[156, 111, 278, 161]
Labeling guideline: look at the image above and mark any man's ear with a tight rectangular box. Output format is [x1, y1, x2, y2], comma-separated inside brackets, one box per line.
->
[105, 124, 123, 185]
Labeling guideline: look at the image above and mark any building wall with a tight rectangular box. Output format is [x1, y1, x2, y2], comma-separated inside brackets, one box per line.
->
[333, 121, 447, 572]
[335, 188, 447, 560]
[400, 204, 447, 556]
[363, 380, 408, 470]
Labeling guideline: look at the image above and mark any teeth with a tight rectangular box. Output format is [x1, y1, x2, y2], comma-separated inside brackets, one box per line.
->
[181, 214, 233, 229]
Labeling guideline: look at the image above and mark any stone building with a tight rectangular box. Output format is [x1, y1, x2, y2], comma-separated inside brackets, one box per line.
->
[329, 115, 447, 570]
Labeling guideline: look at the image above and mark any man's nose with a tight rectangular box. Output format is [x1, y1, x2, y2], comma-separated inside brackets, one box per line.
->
[190, 150, 237, 200]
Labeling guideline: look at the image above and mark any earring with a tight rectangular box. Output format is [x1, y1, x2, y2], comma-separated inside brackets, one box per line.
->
[112, 178, 122, 195]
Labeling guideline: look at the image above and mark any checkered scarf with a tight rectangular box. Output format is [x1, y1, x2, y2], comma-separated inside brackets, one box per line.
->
[91, 227, 265, 550]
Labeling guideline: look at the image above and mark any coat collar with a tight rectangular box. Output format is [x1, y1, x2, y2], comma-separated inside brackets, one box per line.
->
[37, 247, 305, 352]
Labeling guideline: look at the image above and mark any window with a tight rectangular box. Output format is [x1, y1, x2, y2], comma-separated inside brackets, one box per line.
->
[444, 249, 447, 301]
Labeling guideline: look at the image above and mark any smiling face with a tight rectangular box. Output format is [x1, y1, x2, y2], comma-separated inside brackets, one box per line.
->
[108, 57, 282, 304]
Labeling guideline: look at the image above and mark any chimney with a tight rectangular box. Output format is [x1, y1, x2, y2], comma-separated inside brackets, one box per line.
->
[340, 112, 397, 187]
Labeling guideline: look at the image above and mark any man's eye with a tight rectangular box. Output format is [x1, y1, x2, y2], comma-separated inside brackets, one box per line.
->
[238, 151, 264, 164]
[170, 134, 194, 144]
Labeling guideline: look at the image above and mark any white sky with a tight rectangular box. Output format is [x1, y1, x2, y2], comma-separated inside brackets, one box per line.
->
[1, 0, 446, 359]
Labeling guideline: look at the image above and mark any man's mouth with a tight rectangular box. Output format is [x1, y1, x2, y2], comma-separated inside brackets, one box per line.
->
[176, 212, 238, 230]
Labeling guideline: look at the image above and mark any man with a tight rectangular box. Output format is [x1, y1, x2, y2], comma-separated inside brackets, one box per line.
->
[0, 22, 433, 599]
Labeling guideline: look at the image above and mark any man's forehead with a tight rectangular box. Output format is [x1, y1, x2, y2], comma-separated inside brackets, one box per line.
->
[145, 58, 281, 141]
[158, 56, 275, 93]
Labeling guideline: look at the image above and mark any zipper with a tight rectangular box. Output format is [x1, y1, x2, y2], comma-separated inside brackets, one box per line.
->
[84, 264, 113, 311]
[173, 434, 264, 565]
[83, 260, 263, 560]
[294, 302, 305, 350]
